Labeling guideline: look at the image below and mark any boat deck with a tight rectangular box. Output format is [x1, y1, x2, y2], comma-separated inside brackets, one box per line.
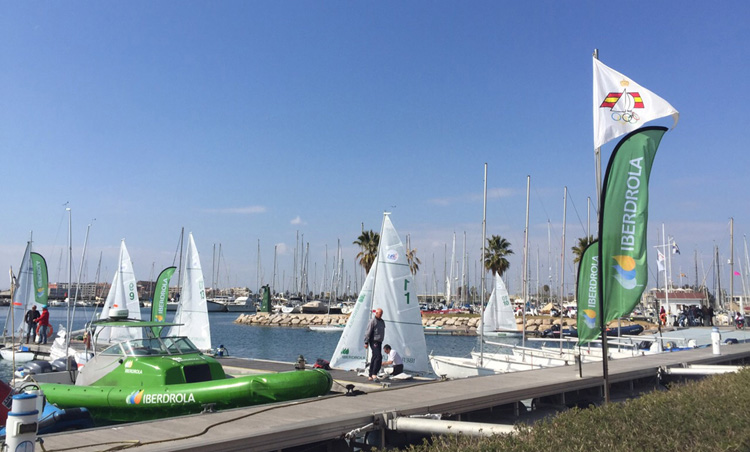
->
[36, 342, 750, 451]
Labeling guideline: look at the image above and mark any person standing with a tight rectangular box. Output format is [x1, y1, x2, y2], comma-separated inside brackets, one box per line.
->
[34, 306, 51, 344]
[24, 305, 40, 344]
[382, 344, 403, 377]
[363, 308, 385, 381]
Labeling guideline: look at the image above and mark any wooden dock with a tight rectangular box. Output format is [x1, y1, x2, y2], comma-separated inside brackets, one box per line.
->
[35, 343, 750, 452]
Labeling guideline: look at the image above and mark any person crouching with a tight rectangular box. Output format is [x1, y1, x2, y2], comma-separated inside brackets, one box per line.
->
[382, 344, 403, 377]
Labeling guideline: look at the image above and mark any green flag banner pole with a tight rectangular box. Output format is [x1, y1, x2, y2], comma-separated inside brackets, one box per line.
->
[30, 252, 49, 307]
[576, 240, 599, 346]
[151, 266, 176, 336]
[598, 126, 668, 402]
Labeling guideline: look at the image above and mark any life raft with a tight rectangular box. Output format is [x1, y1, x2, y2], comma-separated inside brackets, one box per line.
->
[35, 324, 54, 338]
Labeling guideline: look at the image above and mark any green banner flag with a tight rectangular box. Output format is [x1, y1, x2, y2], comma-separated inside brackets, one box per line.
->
[151, 266, 176, 335]
[576, 240, 599, 346]
[600, 126, 667, 324]
[30, 252, 48, 307]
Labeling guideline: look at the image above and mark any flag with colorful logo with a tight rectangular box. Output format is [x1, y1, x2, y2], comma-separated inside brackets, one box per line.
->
[593, 58, 679, 149]
[600, 126, 668, 323]
[672, 241, 680, 255]
[576, 240, 600, 345]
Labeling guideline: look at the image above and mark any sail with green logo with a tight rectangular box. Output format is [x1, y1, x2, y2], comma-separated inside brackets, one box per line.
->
[330, 213, 430, 373]
[599, 126, 667, 323]
[576, 240, 599, 345]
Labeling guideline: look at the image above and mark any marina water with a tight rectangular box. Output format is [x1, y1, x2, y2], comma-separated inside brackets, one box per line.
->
[0, 307, 485, 381]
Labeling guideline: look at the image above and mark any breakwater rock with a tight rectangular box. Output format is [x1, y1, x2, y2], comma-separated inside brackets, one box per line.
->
[234, 313, 350, 327]
[234, 313, 524, 334]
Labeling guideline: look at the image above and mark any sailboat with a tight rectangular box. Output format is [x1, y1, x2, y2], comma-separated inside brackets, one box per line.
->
[95, 240, 142, 344]
[481, 274, 521, 337]
[429, 167, 532, 379]
[1, 242, 48, 362]
[167, 233, 212, 352]
[330, 213, 431, 376]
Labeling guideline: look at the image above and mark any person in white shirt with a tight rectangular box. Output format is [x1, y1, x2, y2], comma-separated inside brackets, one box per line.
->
[382, 344, 403, 376]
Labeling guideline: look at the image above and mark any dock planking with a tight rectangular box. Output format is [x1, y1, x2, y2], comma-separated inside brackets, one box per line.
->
[37, 343, 750, 451]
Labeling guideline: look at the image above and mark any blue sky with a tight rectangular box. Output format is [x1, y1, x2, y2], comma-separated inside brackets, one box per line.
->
[2, 1, 748, 299]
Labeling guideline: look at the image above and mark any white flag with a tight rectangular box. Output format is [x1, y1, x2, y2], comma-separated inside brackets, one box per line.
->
[593, 58, 679, 149]
[656, 250, 666, 272]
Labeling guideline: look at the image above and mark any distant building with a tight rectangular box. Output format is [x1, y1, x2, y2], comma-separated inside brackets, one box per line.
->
[644, 288, 708, 315]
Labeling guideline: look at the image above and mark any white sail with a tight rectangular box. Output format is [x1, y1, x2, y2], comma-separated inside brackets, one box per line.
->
[482, 274, 519, 335]
[168, 233, 211, 351]
[97, 240, 142, 343]
[10, 243, 38, 336]
[331, 214, 431, 374]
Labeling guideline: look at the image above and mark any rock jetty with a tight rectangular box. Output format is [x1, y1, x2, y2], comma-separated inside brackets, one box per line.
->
[233, 313, 646, 335]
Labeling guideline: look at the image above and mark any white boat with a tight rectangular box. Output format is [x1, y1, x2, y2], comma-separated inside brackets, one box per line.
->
[0, 347, 35, 363]
[331, 213, 431, 375]
[95, 240, 143, 345]
[224, 296, 258, 313]
[206, 299, 229, 312]
[308, 325, 345, 333]
[301, 300, 328, 314]
[281, 303, 300, 314]
[168, 233, 212, 352]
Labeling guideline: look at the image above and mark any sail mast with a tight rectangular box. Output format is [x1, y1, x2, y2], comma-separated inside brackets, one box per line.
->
[522, 175, 530, 348]
[66, 207, 72, 345]
[479, 164, 487, 365]
[559, 186, 567, 353]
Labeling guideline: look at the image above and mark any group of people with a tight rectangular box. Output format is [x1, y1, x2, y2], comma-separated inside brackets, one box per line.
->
[659, 304, 715, 328]
[23, 305, 51, 344]
[363, 308, 403, 381]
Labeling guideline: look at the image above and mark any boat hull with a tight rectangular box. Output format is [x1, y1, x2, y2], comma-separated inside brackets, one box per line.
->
[40, 369, 332, 423]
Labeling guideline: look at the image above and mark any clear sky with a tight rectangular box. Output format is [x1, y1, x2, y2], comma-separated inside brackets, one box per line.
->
[2, 1, 748, 299]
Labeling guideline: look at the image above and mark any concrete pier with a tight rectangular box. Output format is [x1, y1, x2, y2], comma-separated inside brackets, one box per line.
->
[36, 342, 750, 451]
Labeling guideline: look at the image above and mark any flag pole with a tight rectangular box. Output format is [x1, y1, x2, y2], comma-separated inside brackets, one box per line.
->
[593, 49, 602, 220]
[593, 47, 609, 403]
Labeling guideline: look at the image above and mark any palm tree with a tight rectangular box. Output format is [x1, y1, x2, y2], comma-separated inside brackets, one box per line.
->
[353, 230, 380, 274]
[405, 234, 421, 276]
[484, 235, 514, 277]
[571, 235, 595, 265]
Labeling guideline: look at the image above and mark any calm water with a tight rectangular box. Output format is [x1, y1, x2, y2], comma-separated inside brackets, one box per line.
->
[0, 306, 489, 381]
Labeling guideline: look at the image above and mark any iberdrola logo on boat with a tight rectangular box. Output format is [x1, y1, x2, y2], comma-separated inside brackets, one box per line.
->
[341, 348, 349, 355]
[611, 255, 637, 290]
[386, 251, 398, 262]
[582, 309, 597, 329]
[126, 389, 144, 405]
[126, 390, 196, 405]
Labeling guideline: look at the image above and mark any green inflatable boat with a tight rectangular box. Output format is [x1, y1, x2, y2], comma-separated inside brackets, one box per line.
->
[39, 321, 332, 423]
